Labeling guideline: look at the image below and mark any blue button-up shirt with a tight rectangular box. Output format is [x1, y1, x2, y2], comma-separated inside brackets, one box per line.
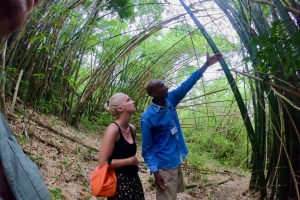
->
[141, 69, 203, 174]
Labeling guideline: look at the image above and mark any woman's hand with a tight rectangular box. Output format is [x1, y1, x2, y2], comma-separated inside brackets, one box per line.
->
[128, 156, 138, 166]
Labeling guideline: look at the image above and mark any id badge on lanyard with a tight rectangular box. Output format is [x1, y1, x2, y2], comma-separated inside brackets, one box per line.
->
[171, 126, 177, 135]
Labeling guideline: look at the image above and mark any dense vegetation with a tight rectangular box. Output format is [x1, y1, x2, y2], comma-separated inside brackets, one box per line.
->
[1, 0, 300, 199]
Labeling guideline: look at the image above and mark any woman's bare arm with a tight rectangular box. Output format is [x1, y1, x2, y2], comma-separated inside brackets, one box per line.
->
[98, 123, 138, 169]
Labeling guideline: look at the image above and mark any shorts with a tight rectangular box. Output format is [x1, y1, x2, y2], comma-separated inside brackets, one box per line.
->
[156, 165, 184, 200]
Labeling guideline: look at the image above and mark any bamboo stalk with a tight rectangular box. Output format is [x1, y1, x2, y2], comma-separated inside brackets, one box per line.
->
[0, 37, 8, 116]
[178, 100, 247, 108]
[250, 0, 300, 15]
[230, 69, 300, 98]
[181, 89, 229, 103]
[10, 69, 24, 113]
[181, 113, 242, 119]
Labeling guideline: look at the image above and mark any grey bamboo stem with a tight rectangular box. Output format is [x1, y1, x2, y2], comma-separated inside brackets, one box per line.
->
[230, 69, 300, 98]
[250, 0, 300, 15]
[10, 69, 24, 113]
[0, 37, 8, 116]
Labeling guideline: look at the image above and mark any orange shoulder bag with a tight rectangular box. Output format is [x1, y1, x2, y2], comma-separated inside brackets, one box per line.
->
[90, 160, 117, 197]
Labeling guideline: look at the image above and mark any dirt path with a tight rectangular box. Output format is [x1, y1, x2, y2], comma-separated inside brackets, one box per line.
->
[8, 108, 254, 199]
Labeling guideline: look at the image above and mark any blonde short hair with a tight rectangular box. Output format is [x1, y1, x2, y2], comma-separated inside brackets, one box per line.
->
[104, 93, 125, 118]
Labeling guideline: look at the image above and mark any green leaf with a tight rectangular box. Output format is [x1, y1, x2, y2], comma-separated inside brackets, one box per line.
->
[33, 73, 45, 78]
[291, 52, 298, 57]
[242, 57, 251, 63]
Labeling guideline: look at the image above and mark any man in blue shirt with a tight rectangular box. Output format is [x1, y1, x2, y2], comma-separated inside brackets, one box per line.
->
[141, 53, 222, 200]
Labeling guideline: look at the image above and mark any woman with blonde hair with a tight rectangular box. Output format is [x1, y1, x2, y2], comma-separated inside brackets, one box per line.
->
[98, 93, 145, 200]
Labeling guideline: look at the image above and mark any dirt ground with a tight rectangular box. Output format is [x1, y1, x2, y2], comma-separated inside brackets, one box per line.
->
[7, 107, 258, 200]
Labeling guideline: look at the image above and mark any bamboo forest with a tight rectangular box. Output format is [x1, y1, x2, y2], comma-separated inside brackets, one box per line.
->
[1, 0, 300, 199]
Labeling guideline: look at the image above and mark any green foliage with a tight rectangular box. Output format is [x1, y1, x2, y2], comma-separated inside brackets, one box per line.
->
[79, 112, 113, 137]
[97, 111, 114, 125]
[27, 153, 45, 167]
[186, 132, 245, 167]
[186, 145, 205, 169]
[133, 0, 163, 28]
[74, 164, 85, 179]
[178, 74, 250, 168]
[16, 135, 29, 144]
[187, 169, 202, 182]
[49, 188, 63, 200]
[211, 136, 235, 159]
[244, 20, 300, 77]
[73, 146, 82, 155]
[80, 115, 104, 132]
[105, 0, 135, 20]
[62, 158, 70, 168]
[5, 66, 18, 92]
[39, 97, 62, 115]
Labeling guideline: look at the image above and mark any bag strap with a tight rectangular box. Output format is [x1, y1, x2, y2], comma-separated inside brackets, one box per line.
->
[112, 122, 133, 139]
[112, 122, 135, 142]
[108, 122, 120, 166]
[128, 125, 135, 142]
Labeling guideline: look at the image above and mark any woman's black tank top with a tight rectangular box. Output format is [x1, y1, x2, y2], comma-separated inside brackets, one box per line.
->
[110, 122, 138, 174]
